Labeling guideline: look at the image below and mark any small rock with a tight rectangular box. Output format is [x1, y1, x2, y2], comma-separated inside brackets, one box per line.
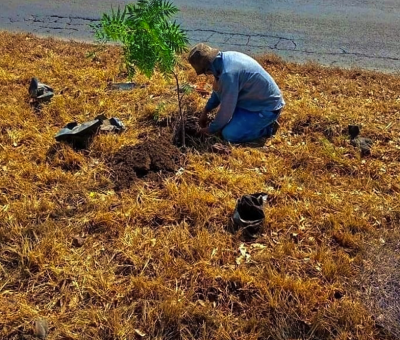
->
[72, 236, 85, 248]
[134, 329, 146, 337]
[33, 319, 48, 339]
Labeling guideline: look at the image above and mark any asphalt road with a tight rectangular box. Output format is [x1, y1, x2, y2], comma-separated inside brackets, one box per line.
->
[1, 0, 399, 73]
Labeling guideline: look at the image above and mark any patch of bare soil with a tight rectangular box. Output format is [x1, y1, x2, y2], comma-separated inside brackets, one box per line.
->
[108, 136, 181, 190]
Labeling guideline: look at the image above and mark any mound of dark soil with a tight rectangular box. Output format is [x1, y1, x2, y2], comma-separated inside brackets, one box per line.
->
[109, 137, 181, 190]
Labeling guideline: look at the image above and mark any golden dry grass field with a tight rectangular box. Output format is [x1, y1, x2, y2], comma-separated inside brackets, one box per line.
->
[1, 31, 400, 339]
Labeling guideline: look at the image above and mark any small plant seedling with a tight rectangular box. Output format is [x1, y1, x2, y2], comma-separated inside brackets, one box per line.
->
[154, 102, 166, 122]
[92, 0, 189, 146]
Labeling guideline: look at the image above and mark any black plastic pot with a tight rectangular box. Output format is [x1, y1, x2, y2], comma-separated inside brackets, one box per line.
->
[232, 193, 267, 239]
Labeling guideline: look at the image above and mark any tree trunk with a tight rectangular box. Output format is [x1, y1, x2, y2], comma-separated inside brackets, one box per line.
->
[174, 72, 185, 148]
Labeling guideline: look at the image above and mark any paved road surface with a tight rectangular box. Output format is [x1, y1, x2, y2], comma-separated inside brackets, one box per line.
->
[1, 0, 399, 73]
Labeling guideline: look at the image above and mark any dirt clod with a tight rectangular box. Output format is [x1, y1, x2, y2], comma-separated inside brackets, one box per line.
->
[109, 137, 181, 190]
[72, 236, 85, 248]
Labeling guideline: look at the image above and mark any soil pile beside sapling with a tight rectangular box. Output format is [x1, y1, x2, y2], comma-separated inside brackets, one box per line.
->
[109, 137, 181, 190]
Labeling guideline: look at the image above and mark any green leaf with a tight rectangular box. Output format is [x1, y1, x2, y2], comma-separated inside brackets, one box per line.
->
[93, 1, 188, 94]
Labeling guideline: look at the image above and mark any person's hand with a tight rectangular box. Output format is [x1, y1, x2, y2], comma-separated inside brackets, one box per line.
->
[199, 110, 208, 128]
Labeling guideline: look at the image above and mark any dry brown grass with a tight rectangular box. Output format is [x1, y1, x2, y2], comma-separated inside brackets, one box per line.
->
[357, 229, 400, 339]
[0, 31, 400, 339]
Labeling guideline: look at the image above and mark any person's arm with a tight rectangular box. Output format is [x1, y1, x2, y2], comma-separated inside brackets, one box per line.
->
[205, 91, 220, 112]
[208, 73, 239, 134]
[199, 90, 221, 128]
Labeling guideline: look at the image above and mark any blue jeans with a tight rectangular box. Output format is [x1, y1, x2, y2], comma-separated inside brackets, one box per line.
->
[221, 107, 281, 143]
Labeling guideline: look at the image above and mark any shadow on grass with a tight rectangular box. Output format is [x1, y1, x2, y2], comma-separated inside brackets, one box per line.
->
[46, 143, 88, 172]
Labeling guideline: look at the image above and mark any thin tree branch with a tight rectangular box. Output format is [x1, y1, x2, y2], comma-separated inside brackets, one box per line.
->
[173, 71, 185, 148]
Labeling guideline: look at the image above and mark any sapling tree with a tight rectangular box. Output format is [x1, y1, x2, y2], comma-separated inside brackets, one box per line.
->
[92, 0, 189, 146]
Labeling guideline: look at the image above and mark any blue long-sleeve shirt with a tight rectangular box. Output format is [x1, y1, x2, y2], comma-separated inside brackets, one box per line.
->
[205, 51, 285, 134]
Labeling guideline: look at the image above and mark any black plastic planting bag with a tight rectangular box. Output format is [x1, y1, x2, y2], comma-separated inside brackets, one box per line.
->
[29, 77, 54, 103]
[348, 124, 373, 156]
[232, 193, 267, 239]
[55, 120, 102, 149]
[55, 115, 125, 149]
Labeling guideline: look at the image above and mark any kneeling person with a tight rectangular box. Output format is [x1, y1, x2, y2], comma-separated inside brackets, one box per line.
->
[188, 43, 285, 143]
